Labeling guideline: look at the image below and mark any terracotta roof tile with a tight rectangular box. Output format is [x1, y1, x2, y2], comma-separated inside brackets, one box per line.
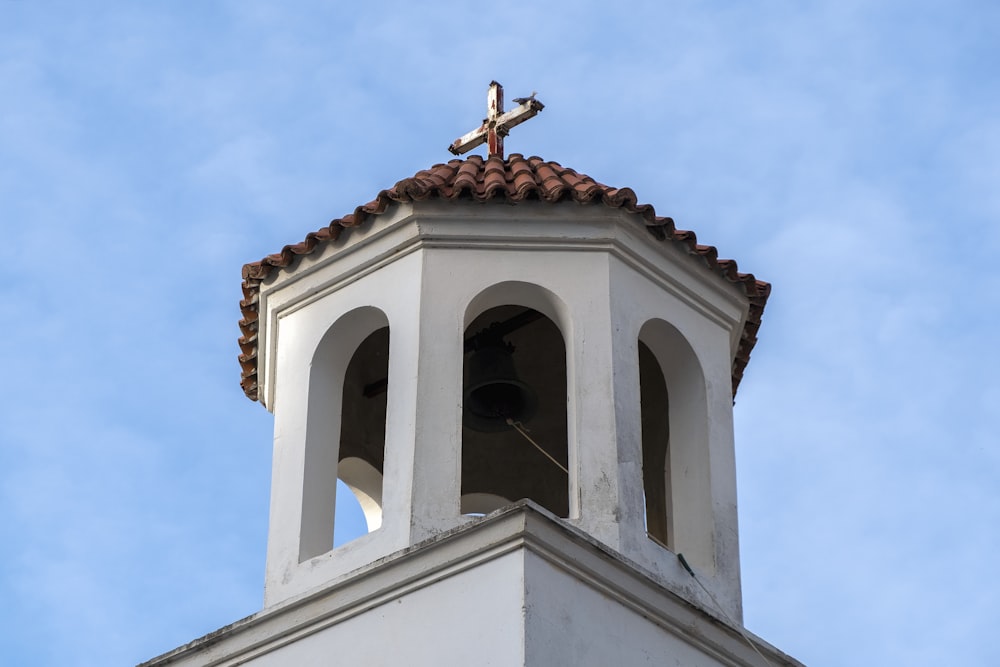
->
[239, 154, 770, 401]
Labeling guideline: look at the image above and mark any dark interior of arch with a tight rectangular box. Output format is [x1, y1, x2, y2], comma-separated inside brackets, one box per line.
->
[340, 327, 389, 473]
[639, 340, 672, 549]
[462, 306, 569, 517]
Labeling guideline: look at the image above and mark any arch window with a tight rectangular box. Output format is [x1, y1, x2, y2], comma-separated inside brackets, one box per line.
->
[336, 326, 389, 538]
[637, 318, 712, 570]
[300, 308, 388, 560]
[638, 339, 672, 549]
[461, 304, 569, 518]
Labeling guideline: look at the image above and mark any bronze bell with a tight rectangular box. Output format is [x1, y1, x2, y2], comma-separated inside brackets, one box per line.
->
[463, 340, 538, 432]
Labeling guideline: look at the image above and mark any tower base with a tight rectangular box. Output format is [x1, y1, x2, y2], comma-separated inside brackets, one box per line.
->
[140, 502, 802, 667]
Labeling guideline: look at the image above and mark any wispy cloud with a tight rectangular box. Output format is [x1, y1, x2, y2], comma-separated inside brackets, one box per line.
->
[1, 2, 998, 665]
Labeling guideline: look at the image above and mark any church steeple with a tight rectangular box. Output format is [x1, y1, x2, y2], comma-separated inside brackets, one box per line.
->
[145, 96, 802, 666]
[238, 154, 768, 623]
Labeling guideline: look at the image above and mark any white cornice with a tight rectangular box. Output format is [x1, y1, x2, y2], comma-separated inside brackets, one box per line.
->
[139, 503, 799, 667]
[256, 202, 750, 409]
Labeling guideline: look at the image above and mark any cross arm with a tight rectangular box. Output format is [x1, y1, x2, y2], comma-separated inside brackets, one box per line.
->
[449, 122, 489, 156]
[447, 84, 545, 158]
[494, 98, 545, 135]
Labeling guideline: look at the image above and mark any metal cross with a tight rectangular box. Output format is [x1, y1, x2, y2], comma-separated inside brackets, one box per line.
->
[449, 81, 544, 159]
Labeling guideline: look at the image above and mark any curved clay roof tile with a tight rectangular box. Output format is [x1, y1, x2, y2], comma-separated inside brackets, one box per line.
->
[238, 154, 769, 401]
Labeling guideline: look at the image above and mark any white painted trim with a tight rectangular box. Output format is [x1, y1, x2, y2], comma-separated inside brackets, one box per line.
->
[256, 202, 749, 411]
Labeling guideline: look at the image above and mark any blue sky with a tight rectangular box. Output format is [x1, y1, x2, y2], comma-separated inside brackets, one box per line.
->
[1, 1, 998, 665]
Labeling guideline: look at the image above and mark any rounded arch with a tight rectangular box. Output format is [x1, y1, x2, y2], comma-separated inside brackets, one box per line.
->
[638, 337, 671, 548]
[311, 305, 390, 372]
[637, 318, 707, 446]
[460, 281, 571, 518]
[300, 306, 390, 561]
[464, 280, 571, 336]
[638, 318, 712, 568]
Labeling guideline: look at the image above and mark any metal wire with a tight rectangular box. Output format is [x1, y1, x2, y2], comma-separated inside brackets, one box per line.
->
[505, 418, 569, 474]
[677, 553, 776, 667]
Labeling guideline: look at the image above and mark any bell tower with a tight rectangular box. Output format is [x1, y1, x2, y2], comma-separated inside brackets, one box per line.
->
[141, 85, 802, 667]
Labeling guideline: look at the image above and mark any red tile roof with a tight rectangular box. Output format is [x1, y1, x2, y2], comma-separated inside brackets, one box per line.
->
[239, 154, 769, 401]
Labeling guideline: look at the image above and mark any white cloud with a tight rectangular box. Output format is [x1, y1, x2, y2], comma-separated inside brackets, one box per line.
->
[2, 2, 998, 665]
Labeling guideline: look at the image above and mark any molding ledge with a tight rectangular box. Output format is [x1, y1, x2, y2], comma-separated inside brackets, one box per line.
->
[140, 503, 801, 667]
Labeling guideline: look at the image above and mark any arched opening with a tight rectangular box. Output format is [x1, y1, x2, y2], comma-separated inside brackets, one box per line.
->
[461, 304, 569, 517]
[337, 326, 389, 537]
[300, 308, 388, 561]
[638, 318, 713, 570]
[639, 339, 672, 549]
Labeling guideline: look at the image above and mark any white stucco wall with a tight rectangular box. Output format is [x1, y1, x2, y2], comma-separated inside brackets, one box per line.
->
[255, 201, 750, 618]
[524, 550, 727, 667]
[140, 506, 801, 667]
[250, 551, 525, 667]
